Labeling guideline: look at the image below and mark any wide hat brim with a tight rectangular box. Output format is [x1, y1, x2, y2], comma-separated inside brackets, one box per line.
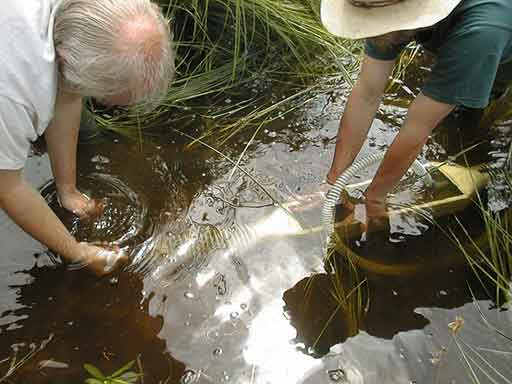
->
[321, 0, 462, 39]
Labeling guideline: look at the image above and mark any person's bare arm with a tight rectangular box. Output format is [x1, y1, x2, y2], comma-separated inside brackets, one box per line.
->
[0, 88, 125, 274]
[44, 88, 99, 217]
[327, 55, 395, 184]
[0, 168, 125, 275]
[0, 169, 80, 257]
[365, 93, 455, 211]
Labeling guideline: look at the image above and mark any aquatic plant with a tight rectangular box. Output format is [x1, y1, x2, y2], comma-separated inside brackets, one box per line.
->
[433, 296, 512, 384]
[0, 336, 52, 383]
[95, 0, 361, 139]
[449, 168, 512, 306]
[84, 360, 140, 384]
[300, 240, 367, 353]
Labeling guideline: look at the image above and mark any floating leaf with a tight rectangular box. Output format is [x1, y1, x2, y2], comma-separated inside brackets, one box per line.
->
[85, 378, 104, 384]
[118, 372, 140, 383]
[109, 360, 135, 378]
[84, 364, 106, 380]
[448, 316, 465, 335]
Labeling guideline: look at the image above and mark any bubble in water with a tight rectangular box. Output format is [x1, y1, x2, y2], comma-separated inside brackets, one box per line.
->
[109, 277, 119, 285]
[180, 369, 197, 384]
[240, 303, 248, 310]
[222, 371, 230, 381]
[207, 330, 220, 340]
[213, 347, 223, 357]
[230, 312, 239, 320]
[328, 369, 346, 382]
[184, 291, 195, 300]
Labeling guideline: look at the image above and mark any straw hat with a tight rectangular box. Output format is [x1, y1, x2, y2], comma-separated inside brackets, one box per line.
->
[321, 0, 462, 39]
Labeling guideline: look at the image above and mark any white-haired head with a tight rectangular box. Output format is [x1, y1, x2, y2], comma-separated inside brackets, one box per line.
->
[54, 0, 175, 107]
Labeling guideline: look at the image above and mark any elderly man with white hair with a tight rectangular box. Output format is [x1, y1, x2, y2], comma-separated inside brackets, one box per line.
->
[0, 0, 174, 275]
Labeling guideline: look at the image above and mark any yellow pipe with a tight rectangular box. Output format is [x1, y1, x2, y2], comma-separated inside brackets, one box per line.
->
[330, 162, 490, 277]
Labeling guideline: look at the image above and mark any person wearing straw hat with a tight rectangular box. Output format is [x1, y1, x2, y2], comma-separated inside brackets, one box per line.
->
[321, 0, 512, 217]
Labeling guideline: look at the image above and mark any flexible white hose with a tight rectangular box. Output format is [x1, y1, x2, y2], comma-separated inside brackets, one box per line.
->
[321, 154, 433, 238]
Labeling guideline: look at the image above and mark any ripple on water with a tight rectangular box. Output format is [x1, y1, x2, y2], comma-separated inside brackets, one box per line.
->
[180, 369, 198, 384]
[41, 173, 150, 247]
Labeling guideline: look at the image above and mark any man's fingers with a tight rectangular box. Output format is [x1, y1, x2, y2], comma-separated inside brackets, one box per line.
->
[99, 248, 128, 273]
[76, 198, 105, 218]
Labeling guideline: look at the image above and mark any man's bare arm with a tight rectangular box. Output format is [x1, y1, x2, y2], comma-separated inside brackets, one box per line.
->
[0, 169, 126, 274]
[327, 55, 395, 184]
[45, 87, 81, 196]
[365, 93, 455, 204]
[0, 169, 79, 259]
[45, 87, 98, 216]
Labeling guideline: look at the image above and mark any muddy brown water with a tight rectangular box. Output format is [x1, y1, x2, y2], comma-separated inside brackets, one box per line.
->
[1, 61, 512, 383]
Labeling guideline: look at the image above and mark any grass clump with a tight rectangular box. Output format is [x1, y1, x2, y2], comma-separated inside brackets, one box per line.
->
[96, 0, 361, 139]
[450, 167, 512, 307]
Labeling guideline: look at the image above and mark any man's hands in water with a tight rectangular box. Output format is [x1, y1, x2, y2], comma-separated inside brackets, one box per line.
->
[75, 242, 128, 276]
[58, 188, 127, 275]
[58, 187, 104, 218]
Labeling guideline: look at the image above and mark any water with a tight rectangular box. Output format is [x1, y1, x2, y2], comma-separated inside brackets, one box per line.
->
[0, 59, 511, 383]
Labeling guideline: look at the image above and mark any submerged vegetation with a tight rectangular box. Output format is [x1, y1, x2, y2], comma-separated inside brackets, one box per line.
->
[84, 361, 140, 384]
[453, 171, 512, 306]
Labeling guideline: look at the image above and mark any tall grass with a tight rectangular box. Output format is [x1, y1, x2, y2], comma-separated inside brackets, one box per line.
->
[450, 167, 512, 306]
[96, 0, 361, 138]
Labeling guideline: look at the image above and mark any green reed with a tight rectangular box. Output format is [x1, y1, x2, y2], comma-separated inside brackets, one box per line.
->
[449, 167, 512, 306]
[84, 360, 141, 384]
[96, 0, 361, 139]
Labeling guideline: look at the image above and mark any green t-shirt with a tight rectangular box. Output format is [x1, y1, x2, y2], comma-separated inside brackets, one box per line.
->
[365, 0, 512, 108]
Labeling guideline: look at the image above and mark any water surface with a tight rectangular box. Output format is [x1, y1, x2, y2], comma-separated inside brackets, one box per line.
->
[1, 58, 511, 383]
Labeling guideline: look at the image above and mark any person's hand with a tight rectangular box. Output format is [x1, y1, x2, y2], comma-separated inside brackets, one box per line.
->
[287, 181, 334, 213]
[361, 193, 389, 235]
[325, 169, 339, 187]
[58, 188, 104, 218]
[75, 242, 128, 276]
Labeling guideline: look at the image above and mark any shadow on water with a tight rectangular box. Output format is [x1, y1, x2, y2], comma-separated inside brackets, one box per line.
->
[0, 266, 185, 383]
[283, 222, 491, 357]
[0, 132, 213, 383]
[0, 60, 511, 383]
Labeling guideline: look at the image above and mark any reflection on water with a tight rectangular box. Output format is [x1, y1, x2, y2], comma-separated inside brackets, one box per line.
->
[0, 75, 511, 383]
[0, 265, 185, 383]
[42, 173, 151, 247]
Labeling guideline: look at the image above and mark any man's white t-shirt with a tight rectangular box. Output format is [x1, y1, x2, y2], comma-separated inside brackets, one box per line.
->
[0, 0, 59, 170]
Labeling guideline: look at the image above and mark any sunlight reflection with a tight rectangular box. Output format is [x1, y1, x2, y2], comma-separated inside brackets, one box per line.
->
[243, 299, 320, 384]
[213, 286, 253, 319]
[250, 208, 304, 238]
[177, 237, 196, 257]
[195, 269, 216, 288]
